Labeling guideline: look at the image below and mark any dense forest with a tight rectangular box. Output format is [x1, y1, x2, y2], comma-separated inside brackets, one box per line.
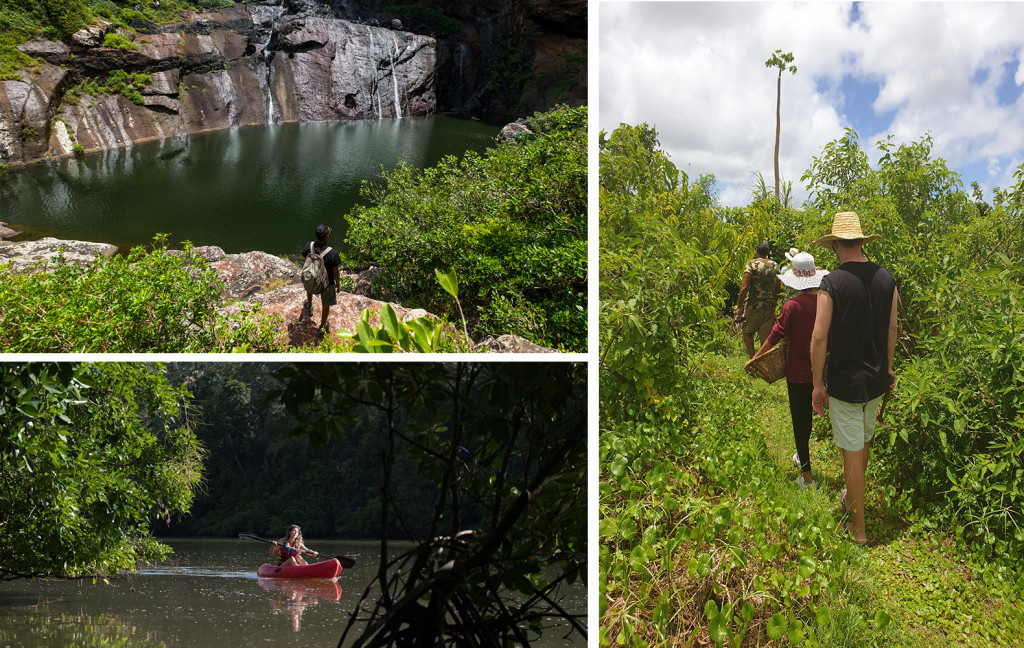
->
[155, 362, 437, 539]
[600, 124, 1024, 646]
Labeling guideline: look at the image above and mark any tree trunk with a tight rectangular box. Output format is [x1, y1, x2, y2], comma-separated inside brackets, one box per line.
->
[774, 70, 782, 200]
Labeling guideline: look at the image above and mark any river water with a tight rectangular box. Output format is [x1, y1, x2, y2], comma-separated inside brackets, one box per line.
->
[0, 116, 501, 256]
[0, 538, 585, 647]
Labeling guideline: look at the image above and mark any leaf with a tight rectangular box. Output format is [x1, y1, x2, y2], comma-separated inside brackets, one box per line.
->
[435, 267, 459, 298]
[766, 613, 788, 640]
[874, 610, 892, 630]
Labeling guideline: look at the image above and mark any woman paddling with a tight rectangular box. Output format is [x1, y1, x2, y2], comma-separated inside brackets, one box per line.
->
[270, 525, 318, 566]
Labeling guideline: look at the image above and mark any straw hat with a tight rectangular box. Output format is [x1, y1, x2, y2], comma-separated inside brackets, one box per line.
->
[778, 248, 829, 291]
[813, 211, 881, 246]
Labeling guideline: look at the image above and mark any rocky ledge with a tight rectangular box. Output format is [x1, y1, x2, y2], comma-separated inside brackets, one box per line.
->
[0, 235, 554, 352]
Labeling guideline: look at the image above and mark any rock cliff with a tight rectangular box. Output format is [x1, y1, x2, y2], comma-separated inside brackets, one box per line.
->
[1, 2, 436, 167]
[0, 0, 586, 168]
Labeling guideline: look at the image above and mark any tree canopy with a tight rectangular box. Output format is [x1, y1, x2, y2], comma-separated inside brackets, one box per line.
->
[0, 363, 203, 580]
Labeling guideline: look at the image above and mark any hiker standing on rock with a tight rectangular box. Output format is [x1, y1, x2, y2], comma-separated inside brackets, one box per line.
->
[810, 212, 898, 547]
[301, 224, 342, 336]
[735, 241, 781, 358]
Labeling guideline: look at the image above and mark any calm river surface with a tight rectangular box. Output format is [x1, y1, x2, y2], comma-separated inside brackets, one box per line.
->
[0, 116, 500, 255]
[0, 538, 585, 647]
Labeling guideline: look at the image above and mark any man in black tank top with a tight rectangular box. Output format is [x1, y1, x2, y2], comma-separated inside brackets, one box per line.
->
[809, 212, 899, 547]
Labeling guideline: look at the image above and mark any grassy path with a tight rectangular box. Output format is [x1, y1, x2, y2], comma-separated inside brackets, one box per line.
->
[740, 351, 1024, 647]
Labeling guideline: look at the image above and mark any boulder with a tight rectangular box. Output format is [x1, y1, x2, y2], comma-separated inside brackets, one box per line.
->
[16, 38, 70, 65]
[0, 237, 117, 272]
[211, 250, 300, 300]
[220, 282, 428, 349]
[498, 121, 531, 143]
[0, 223, 19, 240]
[474, 334, 557, 353]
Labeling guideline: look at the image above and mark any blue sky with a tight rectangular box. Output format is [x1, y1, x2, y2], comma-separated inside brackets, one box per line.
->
[599, 2, 1024, 208]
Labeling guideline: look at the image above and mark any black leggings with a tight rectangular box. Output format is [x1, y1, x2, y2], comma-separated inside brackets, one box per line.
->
[787, 382, 813, 474]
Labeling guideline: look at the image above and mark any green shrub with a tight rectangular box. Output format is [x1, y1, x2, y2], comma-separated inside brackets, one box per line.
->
[344, 105, 587, 351]
[386, 4, 463, 37]
[0, 236, 283, 353]
[102, 31, 137, 50]
[66, 69, 151, 105]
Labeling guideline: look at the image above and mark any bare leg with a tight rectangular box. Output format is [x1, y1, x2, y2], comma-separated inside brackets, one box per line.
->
[319, 302, 329, 330]
[842, 445, 870, 544]
[743, 333, 755, 358]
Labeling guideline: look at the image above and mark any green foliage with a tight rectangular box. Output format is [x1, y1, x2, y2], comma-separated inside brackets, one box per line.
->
[102, 31, 137, 50]
[67, 69, 151, 106]
[339, 303, 467, 353]
[273, 362, 586, 646]
[0, 236, 283, 353]
[600, 123, 743, 424]
[345, 105, 587, 351]
[384, 3, 463, 37]
[0, 363, 203, 580]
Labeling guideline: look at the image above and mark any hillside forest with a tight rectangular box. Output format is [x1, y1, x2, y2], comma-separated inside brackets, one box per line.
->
[600, 124, 1024, 647]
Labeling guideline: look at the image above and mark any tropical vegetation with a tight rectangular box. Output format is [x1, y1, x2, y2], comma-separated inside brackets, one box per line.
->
[344, 104, 588, 352]
[0, 363, 203, 580]
[600, 123, 1024, 646]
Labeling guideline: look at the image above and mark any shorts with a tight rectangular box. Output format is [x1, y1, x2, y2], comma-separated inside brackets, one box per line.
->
[829, 395, 884, 452]
[317, 286, 338, 307]
[742, 303, 774, 342]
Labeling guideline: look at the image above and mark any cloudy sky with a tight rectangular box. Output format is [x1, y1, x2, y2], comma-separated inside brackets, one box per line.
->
[598, 2, 1024, 208]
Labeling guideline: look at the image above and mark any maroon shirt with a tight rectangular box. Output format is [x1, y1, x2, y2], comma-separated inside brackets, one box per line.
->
[764, 292, 818, 383]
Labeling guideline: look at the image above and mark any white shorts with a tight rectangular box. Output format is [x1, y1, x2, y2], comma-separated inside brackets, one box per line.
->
[830, 395, 884, 452]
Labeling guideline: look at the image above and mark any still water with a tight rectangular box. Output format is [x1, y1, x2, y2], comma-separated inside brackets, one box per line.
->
[0, 116, 501, 255]
[0, 538, 585, 647]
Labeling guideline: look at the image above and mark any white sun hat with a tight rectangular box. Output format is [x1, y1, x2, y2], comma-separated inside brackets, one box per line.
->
[778, 248, 829, 291]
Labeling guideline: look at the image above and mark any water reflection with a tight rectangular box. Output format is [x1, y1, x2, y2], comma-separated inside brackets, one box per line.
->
[0, 539, 584, 646]
[259, 579, 342, 631]
[1, 117, 501, 255]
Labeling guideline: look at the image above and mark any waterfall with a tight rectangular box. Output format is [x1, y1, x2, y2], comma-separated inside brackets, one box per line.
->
[390, 35, 402, 119]
[266, 58, 278, 125]
[368, 30, 382, 120]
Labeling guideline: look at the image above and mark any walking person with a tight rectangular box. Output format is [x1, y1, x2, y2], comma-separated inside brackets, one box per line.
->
[810, 212, 898, 546]
[301, 224, 342, 335]
[735, 241, 781, 358]
[746, 249, 828, 489]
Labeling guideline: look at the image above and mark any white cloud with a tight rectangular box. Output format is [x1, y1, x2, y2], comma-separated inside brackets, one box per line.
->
[599, 1, 1024, 207]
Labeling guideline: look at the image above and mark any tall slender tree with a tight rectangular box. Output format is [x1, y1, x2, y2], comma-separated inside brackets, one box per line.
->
[765, 49, 797, 200]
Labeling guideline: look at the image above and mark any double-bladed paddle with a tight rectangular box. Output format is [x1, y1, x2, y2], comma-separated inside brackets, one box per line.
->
[238, 532, 356, 569]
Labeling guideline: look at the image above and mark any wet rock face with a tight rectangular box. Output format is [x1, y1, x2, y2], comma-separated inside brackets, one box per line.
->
[0, 2, 437, 167]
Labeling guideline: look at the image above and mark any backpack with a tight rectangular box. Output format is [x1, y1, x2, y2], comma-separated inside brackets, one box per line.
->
[301, 241, 333, 294]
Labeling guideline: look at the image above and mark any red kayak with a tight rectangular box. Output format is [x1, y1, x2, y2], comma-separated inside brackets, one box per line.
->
[257, 558, 342, 579]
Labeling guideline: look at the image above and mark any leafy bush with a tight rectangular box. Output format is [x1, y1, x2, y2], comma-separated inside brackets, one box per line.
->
[0, 236, 282, 353]
[344, 105, 587, 351]
[386, 4, 463, 37]
[66, 69, 151, 105]
[101, 31, 137, 50]
[600, 123, 744, 423]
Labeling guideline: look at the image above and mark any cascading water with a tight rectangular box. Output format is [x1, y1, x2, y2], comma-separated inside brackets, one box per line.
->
[390, 35, 402, 119]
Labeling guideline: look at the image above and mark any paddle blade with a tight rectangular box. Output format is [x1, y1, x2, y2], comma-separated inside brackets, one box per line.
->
[336, 556, 356, 569]
[238, 532, 268, 543]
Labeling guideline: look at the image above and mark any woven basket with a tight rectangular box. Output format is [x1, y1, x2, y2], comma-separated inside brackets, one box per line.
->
[747, 338, 789, 384]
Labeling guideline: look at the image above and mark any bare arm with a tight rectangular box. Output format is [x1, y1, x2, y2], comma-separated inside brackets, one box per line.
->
[333, 266, 342, 293]
[810, 291, 833, 415]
